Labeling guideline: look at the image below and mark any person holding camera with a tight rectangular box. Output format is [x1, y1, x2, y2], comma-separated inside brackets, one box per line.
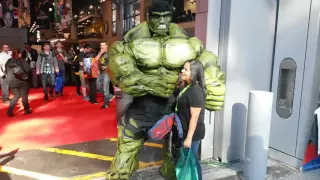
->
[36, 42, 59, 101]
[52, 41, 68, 96]
[22, 42, 39, 88]
[78, 44, 98, 104]
[0, 44, 11, 104]
[95, 41, 111, 109]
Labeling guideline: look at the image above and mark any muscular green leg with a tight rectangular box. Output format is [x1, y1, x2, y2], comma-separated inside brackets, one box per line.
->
[106, 119, 143, 180]
[160, 131, 177, 180]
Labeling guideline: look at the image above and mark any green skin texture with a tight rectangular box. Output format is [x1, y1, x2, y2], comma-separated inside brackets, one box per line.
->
[108, 13, 226, 111]
[106, 12, 226, 180]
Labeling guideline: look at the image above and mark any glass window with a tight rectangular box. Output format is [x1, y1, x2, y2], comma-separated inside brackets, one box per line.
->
[135, 15, 140, 25]
[123, 0, 140, 34]
[77, 18, 103, 39]
[112, 3, 117, 35]
[112, 10, 117, 21]
[276, 58, 297, 119]
[112, 22, 117, 35]
[112, 3, 117, 10]
[133, 3, 140, 14]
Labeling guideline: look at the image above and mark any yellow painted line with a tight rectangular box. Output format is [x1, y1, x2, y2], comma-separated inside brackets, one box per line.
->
[40, 148, 163, 168]
[40, 148, 114, 161]
[108, 138, 163, 148]
[40, 147, 163, 180]
[139, 160, 164, 168]
[144, 142, 163, 148]
[69, 161, 164, 180]
[109, 138, 117, 141]
[0, 165, 63, 180]
[68, 172, 106, 180]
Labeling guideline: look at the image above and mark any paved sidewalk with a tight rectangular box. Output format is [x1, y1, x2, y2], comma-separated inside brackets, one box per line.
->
[129, 159, 320, 180]
[2, 138, 319, 180]
[0, 139, 164, 180]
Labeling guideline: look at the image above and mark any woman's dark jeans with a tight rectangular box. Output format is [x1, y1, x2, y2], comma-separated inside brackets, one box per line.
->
[8, 82, 30, 114]
[190, 140, 202, 180]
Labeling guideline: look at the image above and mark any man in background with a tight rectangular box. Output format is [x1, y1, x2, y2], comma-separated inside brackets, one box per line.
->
[52, 41, 68, 96]
[72, 50, 81, 96]
[78, 44, 94, 102]
[0, 44, 11, 103]
[95, 41, 111, 109]
[36, 42, 59, 101]
[22, 42, 39, 88]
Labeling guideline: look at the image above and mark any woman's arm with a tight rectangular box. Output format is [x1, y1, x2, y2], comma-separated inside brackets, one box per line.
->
[184, 107, 202, 148]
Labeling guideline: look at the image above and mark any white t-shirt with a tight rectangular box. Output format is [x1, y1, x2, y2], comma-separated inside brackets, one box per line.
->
[0, 52, 12, 77]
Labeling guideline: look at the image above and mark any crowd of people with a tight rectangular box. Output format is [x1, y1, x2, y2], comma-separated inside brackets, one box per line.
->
[0, 41, 114, 117]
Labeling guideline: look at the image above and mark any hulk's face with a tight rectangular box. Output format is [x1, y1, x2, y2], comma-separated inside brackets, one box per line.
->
[148, 11, 172, 35]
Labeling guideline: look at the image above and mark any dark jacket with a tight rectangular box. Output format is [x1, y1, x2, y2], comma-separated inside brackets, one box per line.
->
[22, 48, 38, 64]
[72, 55, 80, 73]
[5, 58, 32, 87]
[52, 49, 68, 71]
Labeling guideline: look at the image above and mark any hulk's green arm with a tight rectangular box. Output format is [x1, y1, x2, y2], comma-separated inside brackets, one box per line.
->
[189, 37, 226, 111]
[108, 41, 172, 98]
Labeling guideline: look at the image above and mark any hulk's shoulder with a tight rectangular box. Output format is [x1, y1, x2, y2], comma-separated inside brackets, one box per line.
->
[123, 22, 189, 42]
[168, 23, 189, 39]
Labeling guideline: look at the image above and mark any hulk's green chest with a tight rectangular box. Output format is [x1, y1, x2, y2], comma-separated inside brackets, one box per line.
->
[129, 37, 197, 69]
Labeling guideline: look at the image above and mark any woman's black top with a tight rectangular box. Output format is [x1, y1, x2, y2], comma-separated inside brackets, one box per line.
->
[177, 83, 206, 141]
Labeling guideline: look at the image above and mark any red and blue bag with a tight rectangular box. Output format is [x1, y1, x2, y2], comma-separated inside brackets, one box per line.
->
[148, 113, 183, 141]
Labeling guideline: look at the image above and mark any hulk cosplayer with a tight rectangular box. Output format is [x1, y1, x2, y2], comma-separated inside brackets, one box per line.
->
[106, 0, 225, 179]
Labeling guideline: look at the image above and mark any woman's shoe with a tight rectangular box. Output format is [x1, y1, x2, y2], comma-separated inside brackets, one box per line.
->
[6, 112, 14, 117]
[24, 109, 32, 115]
[91, 101, 100, 104]
[101, 104, 109, 109]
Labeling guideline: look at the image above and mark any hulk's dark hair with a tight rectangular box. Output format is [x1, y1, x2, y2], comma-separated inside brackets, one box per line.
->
[149, 0, 174, 14]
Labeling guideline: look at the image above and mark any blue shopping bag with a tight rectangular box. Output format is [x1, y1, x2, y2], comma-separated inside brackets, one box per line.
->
[176, 147, 199, 180]
[55, 73, 63, 92]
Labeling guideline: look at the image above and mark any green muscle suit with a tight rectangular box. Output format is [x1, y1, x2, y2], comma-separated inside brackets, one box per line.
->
[106, 1, 225, 179]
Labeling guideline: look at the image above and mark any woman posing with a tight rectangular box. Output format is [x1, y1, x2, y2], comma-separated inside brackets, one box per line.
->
[177, 60, 206, 180]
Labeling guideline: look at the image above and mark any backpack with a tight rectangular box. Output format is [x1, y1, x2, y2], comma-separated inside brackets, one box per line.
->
[12, 60, 28, 81]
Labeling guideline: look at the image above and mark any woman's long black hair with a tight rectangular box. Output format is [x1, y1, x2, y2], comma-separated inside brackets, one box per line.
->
[185, 59, 206, 92]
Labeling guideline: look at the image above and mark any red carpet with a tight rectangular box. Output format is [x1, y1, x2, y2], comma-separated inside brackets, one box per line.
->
[0, 87, 117, 152]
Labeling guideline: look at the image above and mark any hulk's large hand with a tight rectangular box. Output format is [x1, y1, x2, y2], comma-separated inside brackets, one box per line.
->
[189, 37, 226, 111]
[204, 65, 226, 111]
[197, 50, 226, 111]
[108, 42, 173, 98]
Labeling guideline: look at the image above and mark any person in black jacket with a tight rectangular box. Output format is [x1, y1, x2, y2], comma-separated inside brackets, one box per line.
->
[72, 50, 81, 96]
[5, 48, 32, 117]
[22, 42, 39, 88]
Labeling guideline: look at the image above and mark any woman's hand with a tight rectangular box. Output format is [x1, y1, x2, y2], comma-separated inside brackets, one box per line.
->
[183, 138, 192, 148]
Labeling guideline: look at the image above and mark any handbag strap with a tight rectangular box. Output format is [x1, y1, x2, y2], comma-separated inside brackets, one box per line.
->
[175, 85, 191, 112]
